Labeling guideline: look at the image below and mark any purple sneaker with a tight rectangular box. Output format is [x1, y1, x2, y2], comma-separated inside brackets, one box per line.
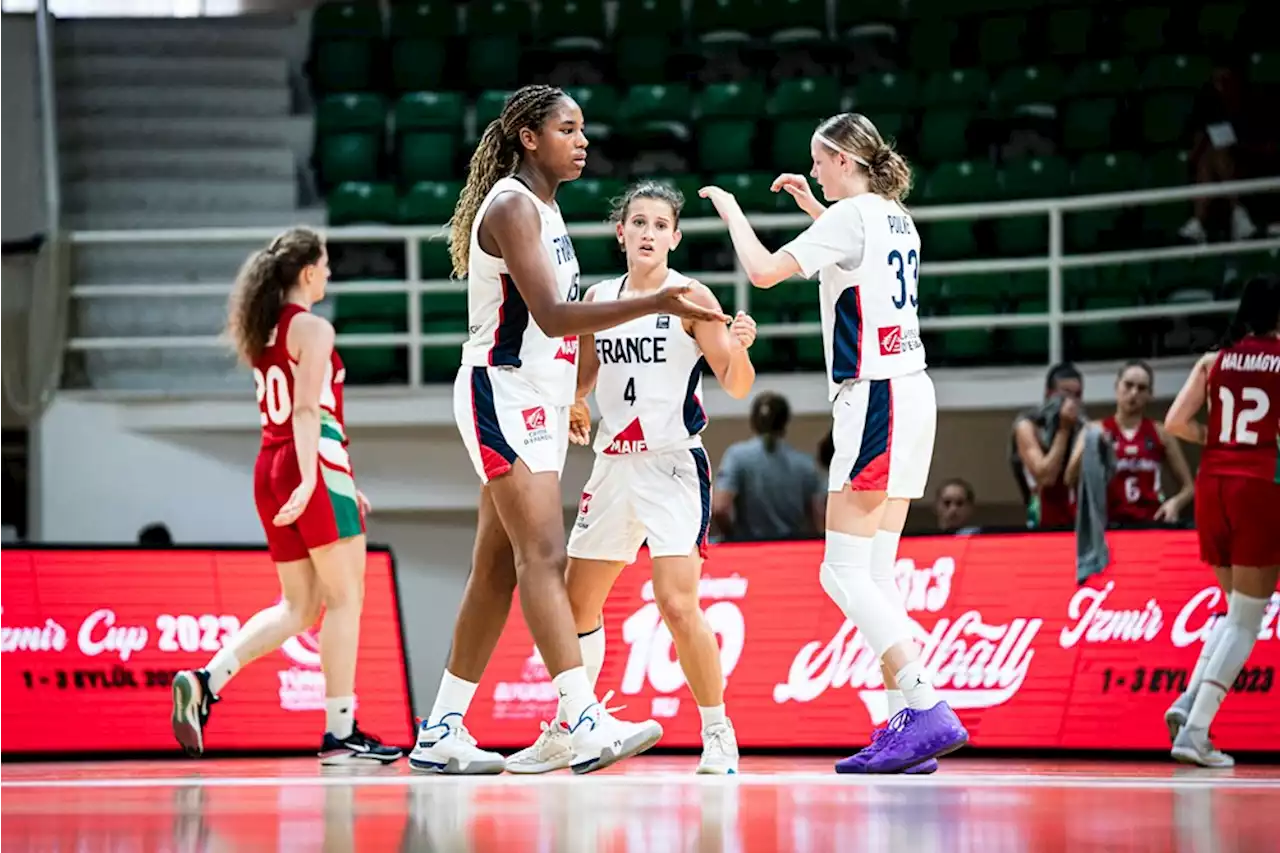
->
[835, 716, 940, 775]
[859, 703, 968, 774]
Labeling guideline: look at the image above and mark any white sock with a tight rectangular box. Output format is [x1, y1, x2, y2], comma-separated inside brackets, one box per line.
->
[553, 666, 597, 729]
[895, 660, 940, 710]
[427, 670, 478, 727]
[326, 695, 355, 739]
[203, 648, 241, 695]
[580, 623, 605, 690]
[1186, 615, 1227, 698]
[699, 704, 727, 730]
[1187, 592, 1269, 731]
[885, 688, 907, 718]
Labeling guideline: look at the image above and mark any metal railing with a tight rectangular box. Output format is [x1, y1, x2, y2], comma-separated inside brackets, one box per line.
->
[67, 176, 1280, 388]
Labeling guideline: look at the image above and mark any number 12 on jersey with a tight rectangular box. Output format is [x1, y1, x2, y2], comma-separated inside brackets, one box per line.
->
[887, 249, 919, 310]
[1217, 386, 1270, 445]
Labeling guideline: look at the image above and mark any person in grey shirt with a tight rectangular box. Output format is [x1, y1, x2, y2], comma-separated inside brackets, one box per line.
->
[713, 392, 826, 541]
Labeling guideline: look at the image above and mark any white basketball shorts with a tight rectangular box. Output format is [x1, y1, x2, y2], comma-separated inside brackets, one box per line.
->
[567, 447, 712, 563]
[453, 365, 569, 484]
[828, 369, 936, 499]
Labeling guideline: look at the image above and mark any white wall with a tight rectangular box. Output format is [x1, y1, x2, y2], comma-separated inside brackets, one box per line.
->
[1, 14, 45, 244]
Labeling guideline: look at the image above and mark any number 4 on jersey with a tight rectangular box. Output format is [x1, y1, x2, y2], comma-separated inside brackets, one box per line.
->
[624, 377, 636, 406]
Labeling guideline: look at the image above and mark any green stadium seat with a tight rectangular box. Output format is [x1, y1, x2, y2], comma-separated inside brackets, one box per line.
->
[398, 132, 457, 182]
[576, 237, 618, 276]
[771, 118, 820, 171]
[319, 133, 380, 186]
[691, 0, 767, 35]
[421, 290, 468, 321]
[339, 322, 401, 385]
[316, 93, 386, 133]
[1062, 98, 1119, 153]
[1248, 51, 1280, 85]
[1141, 55, 1212, 92]
[540, 0, 608, 43]
[1067, 58, 1140, 98]
[563, 85, 620, 126]
[1074, 150, 1143, 194]
[994, 65, 1066, 108]
[389, 1, 455, 37]
[328, 181, 397, 224]
[699, 81, 767, 119]
[923, 160, 998, 204]
[921, 69, 990, 108]
[768, 77, 841, 118]
[311, 41, 376, 93]
[1005, 309, 1049, 363]
[917, 108, 973, 163]
[390, 39, 446, 92]
[312, 1, 382, 38]
[766, 0, 826, 34]
[1006, 272, 1047, 311]
[941, 274, 1005, 307]
[614, 36, 670, 85]
[1141, 201, 1190, 244]
[1120, 6, 1171, 55]
[1001, 156, 1070, 200]
[1046, 7, 1093, 58]
[418, 239, 453, 278]
[1141, 93, 1195, 147]
[909, 21, 958, 73]
[995, 215, 1048, 256]
[474, 90, 513, 131]
[978, 16, 1028, 68]
[336, 288, 407, 327]
[1198, 4, 1247, 49]
[921, 222, 976, 261]
[615, 0, 684, 35]
[710, 172, 775, 213]
[939, 292, 997, 364]
[421, 321, 462, 381]
[1141, 148, 1190, 187]
[621, 84, 693, 123]
[468, 0, 533, 36]
[393, 91, 464, 132]
[557, 178, 626, 220]
[467, 37, 521, 90]
[1074, 296, 1132, 360]
[700, 120, 756, 171]
[398, 180, 461, 224]
[852, 71, 919, 113]
[866, 113, 907, 149]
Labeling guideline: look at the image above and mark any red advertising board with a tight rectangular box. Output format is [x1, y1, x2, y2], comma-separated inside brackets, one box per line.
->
[468, 530, 1279, 751]
[0, 547, 415, 755]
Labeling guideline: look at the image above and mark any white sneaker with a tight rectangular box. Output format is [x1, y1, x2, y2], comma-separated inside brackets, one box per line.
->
[408, 713, 506, 775]
[1164, 691, 1195, 742]
[1231, 206, 1258, 242]
[1179, 217, 1208, 244]
[566, 702, 663, 775]
[1171, 726, 1235, 768]
[696, 720, 739, 775]
[505, 720, 574, 774]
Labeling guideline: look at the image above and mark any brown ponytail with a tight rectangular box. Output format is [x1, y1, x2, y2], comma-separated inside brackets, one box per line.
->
[226, 226, 324, 364]
[447, 84, 569, 278]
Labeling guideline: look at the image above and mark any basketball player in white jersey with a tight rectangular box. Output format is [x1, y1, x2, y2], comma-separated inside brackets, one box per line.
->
[504, 181, 758, 775]
[408, 86, 728, 775]
[700, 113, 969, 774]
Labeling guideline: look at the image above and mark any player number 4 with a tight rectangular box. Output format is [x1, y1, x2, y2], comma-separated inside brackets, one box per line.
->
[1216, 386, 1269, 445]
[624, 376, 636, 406]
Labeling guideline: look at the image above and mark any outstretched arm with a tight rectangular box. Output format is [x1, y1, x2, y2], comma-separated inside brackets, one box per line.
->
[699, 186, 802, 289]
[685, 283, 756, 399]
[1164, 353, 1215, 446]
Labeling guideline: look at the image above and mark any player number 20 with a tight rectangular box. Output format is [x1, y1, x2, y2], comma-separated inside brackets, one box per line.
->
[1216, 386, 1269, 445]
[254, 365, 292, 426]
[887, 249, 919, 310]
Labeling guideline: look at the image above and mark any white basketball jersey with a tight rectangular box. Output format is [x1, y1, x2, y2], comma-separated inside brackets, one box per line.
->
[459, 176, 582, 405]
[591, 271, 707, 456]
[783, 194, 927, 401]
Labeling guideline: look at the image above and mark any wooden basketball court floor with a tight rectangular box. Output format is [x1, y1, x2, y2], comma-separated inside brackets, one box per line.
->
[3, 755, 1278, 852]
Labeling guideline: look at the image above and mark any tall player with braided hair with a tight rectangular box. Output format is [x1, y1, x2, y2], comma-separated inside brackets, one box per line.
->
[700, 113, 968, 774]
[409, 86, 728, 775]
[171, 227, 401, 766]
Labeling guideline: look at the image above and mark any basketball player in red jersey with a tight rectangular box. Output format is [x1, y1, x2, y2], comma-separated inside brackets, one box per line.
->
[1162, 274, 1280, 767]
[1065, 360, 1195, 525]
[1013, 363, 1083, 529]
[170, 227, 401, 765]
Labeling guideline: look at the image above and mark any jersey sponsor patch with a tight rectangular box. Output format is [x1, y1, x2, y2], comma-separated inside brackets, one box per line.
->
[555, 336, 578, 365]
[604, 418, 648, 455]
[656, 315, 670, 329]
[522, 406, 552, 445]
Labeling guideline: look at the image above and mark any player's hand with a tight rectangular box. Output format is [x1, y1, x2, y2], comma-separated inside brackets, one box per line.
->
[652, 283, 731, 324]
[568, 399, 592, 446]
[273, 479, 316, 527]
[356, 489, 372, 518]
[1058, 396, 1081, 429]
[1153, 499, 1181, 524]
[729, 311, 757, 349]
[771, 173, 818, 207]
[697, 186, 741, 220]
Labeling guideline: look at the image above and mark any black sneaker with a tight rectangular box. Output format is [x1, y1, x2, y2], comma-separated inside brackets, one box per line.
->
[172, 669, 218, 757]
[319, 722, 403, 766]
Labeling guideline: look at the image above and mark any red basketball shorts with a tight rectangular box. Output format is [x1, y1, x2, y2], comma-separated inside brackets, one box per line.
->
[1195, 474, 1280, 568]
[254, 443, 365, 563]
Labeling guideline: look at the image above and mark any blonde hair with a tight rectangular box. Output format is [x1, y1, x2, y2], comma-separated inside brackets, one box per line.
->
[813, 113, 913, 201]
[447, 84, 568, 277]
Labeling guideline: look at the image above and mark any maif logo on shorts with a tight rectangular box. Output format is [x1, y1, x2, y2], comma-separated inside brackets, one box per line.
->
[522, 406, 551, 445]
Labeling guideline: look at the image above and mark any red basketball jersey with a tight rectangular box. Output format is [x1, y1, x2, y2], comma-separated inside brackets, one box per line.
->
[252, 302, 349, 451]
[1201, 334, 1280, 483]
[1102, 416, 1165, 523]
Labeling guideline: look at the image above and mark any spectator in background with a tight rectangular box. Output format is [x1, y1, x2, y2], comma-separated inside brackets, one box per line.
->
[138, 522, 173, 546]
[713, 392, 824, 542]
[934, 478, 979, 535]
[1181, 56, 1268, 244]
[1011, 363, 1084, 530]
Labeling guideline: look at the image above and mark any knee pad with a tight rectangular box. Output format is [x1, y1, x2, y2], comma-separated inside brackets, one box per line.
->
[822, 562, 912, 657]
[820, 562, 850, 614]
